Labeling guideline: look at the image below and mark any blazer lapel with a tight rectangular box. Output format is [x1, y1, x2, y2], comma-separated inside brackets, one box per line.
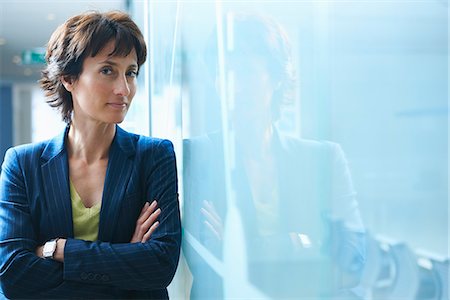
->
[40, 126, 74, 238]
[98, 126, 136, 242]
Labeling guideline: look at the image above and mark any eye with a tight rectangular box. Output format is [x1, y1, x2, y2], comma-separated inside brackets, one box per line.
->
[126, 70, 138, 78]
[100, 67, 113, 75]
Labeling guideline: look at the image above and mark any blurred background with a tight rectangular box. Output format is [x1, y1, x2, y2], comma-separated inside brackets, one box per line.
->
[0, 0, 448, 299]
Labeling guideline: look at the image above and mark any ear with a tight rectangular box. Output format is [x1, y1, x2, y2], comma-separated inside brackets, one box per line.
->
[61, 76, 74, 92]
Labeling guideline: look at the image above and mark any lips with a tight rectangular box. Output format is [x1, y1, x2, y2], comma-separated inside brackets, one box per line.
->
[107, 102, 128, 110]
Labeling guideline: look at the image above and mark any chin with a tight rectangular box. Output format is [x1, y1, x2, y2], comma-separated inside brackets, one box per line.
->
[99, 118, 125, 125]
[106, 114, 127, 124]
[113, 117, 125, 123]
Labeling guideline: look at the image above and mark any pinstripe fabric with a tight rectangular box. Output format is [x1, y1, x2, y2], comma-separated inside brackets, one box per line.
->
[0, 125, 181, 299]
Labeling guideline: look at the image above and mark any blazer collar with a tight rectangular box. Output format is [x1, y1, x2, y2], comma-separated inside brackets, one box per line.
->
[40, 126, 72, 238]
[112, 125, 136, 158]
[40, 126, 69, 163]
[98, 126, 136, 241]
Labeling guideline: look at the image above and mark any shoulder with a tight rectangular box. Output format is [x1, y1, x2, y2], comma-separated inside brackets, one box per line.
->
[183, 131, 222, 153]
[278, 133, 342, 157]
[276, 133, 350, 172]
[2, 140, 50, 166]
[136, 135, 175, 154]
[131, 135, 177, 173]
[115, 126, 175, 156]
[125, 133, 175, 164]
[1, 140, 56, 180]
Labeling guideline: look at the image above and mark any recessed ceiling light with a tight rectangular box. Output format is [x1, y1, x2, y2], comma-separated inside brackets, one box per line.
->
[12, 55, 21, 64]
[24, 68, 33, 76]
[47, 13, 55, 21]
[0, 38, 6, 46]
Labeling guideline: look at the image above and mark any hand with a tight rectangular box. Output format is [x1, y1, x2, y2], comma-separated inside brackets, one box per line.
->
[201, 200, 223, 241]
[35, 245, 44, 258]
[54, 239, 66, 262]
[131, 200, 161, 243]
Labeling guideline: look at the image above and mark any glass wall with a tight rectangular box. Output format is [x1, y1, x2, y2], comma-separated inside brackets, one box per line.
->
[139, 1, 448, 299]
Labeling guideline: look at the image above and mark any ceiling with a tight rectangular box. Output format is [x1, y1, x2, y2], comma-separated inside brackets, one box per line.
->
[0, 0, 126, 83]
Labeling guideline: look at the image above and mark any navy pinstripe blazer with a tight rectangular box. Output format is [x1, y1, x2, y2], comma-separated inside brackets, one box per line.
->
[0, 126, 181, 299]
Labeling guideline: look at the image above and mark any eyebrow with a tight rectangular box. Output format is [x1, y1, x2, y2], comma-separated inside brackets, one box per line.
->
[98, 60, 138, 69]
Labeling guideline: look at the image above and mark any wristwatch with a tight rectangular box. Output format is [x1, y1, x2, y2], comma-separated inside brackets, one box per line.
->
[43, 238, 59, 259]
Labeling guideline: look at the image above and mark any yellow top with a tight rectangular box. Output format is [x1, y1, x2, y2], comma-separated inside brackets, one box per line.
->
[70, 180, 101, 241]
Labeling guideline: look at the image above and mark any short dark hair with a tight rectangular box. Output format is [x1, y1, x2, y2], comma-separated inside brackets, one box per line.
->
[40, 11, 147, 123]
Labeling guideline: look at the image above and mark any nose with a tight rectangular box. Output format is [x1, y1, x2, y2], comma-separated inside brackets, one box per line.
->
[114, 75, 130, 97]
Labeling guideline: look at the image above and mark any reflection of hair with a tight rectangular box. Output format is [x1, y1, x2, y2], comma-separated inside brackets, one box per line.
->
[205, 13, 296, 120]
[40, 11, 147, 123]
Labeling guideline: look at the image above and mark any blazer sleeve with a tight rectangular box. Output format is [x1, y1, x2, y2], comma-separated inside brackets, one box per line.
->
[62, 139, 182, 290]
[329, 142, 364, 232]
[328, 143, 366, 281]
[0, 148, 117, 299]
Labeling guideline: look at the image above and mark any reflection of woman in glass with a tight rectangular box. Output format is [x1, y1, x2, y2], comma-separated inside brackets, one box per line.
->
[0, 11, 181, 298]
[184, 13, 365, 299]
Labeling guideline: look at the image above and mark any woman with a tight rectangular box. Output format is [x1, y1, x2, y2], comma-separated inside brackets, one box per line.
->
[183, 13, 365, 298]
[0, 11, 181, 299]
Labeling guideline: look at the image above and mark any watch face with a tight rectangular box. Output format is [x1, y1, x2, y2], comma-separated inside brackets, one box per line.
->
[43, 240, 57, 258]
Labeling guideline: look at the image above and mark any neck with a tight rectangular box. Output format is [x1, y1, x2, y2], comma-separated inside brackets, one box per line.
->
[238, 124, 274, 159]
[67, 118, 116, 163]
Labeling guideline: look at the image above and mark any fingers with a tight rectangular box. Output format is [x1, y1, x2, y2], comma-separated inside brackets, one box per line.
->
[201, 207, 220, 229]
[201, 200, 222, 230]
[138, 201, 150, 218]
[204, 220, 222, 240]
[203, 200, 221, 222]
[141, 221, 160, 243]
[137, 207, 161, 243]
[201, 200, 223, 240]
[137, 200, 157, 224]
[140, 207, 161, 236]
[131, 200, 161, 243]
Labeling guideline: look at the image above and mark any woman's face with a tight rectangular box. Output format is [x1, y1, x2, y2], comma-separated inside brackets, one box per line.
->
[65, 40, 138, 125]
[223, 55, 276, 138]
